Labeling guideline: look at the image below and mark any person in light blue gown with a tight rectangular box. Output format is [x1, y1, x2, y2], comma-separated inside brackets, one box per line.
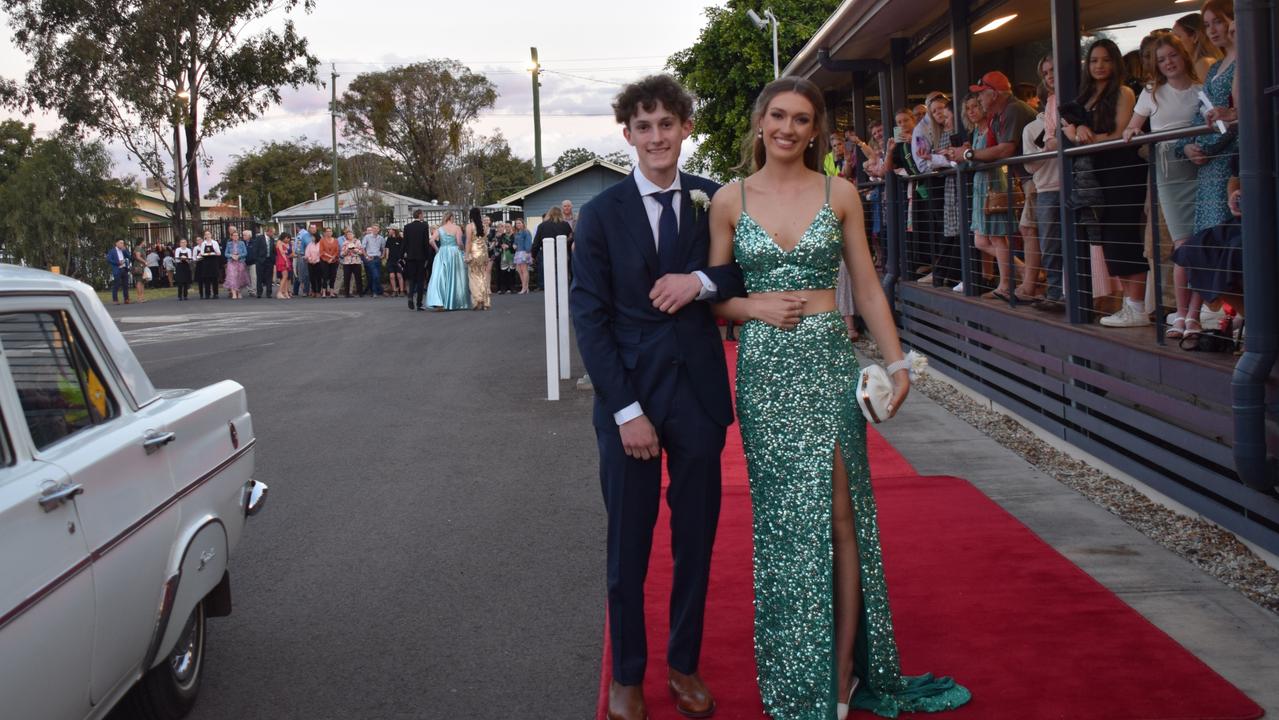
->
[425, 211, 472, 310]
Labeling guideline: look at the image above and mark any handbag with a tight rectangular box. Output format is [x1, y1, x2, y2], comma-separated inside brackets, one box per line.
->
[983, 173, 1025, 217]
[856, 351, 926, 424]
[142, 266, 152, 282]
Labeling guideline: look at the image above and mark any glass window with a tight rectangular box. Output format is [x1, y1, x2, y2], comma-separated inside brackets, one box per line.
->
[0, 311, 118, 449]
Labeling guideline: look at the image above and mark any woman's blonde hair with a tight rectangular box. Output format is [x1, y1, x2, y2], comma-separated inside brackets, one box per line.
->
[545, 206, 564, 222]
[739, 76, 828, 173]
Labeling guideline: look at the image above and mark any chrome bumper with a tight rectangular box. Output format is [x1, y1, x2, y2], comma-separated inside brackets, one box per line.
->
[243, 479, 269, 517]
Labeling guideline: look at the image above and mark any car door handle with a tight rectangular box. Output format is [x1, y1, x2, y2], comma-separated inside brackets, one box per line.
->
[143, 430, 177, 454]
[39, 482, 84, 512]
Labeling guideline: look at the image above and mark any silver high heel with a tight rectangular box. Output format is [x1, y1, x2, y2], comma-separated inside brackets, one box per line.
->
[837, 675, 860, 720]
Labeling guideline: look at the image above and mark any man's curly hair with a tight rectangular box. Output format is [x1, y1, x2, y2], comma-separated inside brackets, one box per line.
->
[612, 74, 694, 126]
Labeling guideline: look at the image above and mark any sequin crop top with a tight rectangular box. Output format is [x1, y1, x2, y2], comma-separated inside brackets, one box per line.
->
[733, 175, 843, 293]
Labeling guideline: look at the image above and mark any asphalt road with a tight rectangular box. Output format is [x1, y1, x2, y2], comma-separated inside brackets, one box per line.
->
[110, 292, 603, 719]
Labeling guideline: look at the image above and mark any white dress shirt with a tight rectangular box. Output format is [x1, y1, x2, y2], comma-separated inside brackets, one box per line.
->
[613, 169, 717, 427]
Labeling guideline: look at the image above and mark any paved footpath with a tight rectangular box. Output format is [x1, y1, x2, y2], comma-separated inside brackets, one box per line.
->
[104, 293, 1278, 718]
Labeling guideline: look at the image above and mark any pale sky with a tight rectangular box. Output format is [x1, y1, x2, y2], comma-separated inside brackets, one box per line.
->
[0, 2, 1188, 197]
[0, 0, 727, 193]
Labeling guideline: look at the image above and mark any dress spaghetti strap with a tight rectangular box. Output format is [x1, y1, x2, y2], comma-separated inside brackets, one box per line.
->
[824, 173, 832, 204]
[740, 178, 748, 211]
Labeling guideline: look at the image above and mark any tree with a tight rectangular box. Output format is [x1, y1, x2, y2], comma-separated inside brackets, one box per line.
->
[339, 61, 497, 202]
[339, 153, 415, 199]
[551, 147, 598, 175]
[464, 131, 536, 205]
[208, 139, 331, 220]
[550, 147, 633, 176]
[3, 0, 320, 238]
[601, 151, 634, 169]
[668, 0, 840, 179]
[0, 120, 35, 186]
[0, 128, 134, 283]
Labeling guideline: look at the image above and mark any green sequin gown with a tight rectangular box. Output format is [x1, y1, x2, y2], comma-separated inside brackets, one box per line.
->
[733, 177, 971, 719]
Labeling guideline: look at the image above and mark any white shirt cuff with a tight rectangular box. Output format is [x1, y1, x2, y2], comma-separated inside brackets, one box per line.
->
[693, 270, 717, 301]
[613, 402, 643, 426]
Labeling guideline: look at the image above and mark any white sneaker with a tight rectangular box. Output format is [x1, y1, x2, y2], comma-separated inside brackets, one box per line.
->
[1100, 302, 1152, 328]
[951, 282, 964, 293]
[916, 273, 934, 284]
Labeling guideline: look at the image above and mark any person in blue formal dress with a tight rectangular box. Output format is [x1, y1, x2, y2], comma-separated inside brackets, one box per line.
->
[424, 211, 471, 310]
[569, 74, 746, 720]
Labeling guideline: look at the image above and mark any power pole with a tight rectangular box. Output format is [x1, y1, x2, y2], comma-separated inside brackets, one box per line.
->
[331, 63, 341, 227]
[530, 47, 543, 182]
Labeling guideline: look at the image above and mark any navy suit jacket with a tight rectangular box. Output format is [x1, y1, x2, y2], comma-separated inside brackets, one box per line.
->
[106, 248, 130, 271]
[248, 235, 273, 267]
[570, 171, 741, 431]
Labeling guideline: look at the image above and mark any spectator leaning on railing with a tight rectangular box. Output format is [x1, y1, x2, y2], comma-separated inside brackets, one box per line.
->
[1175, 0, 1238, 250]
[911, 91, 962, 290]
[1024, 55, 1066, 313]
[1173, 0, 1242, 327]
[1062, 39, 1149, 328]
[950, 72, 1036, 300]
[1124, 33, 1204, 340]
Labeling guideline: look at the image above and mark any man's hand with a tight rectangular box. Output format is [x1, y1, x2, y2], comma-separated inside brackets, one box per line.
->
[650, 273, 703, 314]
[619, 415, 660, 460]
[1184, 144, 1208, 165]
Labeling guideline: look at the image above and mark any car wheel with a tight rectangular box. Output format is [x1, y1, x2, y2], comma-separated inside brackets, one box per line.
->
[128, 600, 206, 719]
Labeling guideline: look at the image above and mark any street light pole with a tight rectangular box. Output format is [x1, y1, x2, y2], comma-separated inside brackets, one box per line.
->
[769, 10, 779, 79]
[529, 47, 543, 182]
[173, 87, 190, 242]
[331, 63, 341, 227]
[747, 8, 781, 79]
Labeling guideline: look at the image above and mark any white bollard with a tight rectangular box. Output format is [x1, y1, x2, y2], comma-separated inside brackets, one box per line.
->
[544, 239, 560, 401]
[555, 235, 571, 380]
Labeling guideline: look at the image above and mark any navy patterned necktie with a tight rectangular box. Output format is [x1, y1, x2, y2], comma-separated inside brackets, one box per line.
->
[653, 190, 679, 274]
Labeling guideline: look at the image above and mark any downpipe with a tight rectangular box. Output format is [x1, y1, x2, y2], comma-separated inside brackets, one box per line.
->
[1231, 0, 1279, 493]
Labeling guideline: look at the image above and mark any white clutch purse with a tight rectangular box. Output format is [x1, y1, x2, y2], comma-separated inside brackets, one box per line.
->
[857, 351, 926, 424]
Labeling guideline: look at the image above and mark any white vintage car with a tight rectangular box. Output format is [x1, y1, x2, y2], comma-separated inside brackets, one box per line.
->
[0, 264, 267, 719]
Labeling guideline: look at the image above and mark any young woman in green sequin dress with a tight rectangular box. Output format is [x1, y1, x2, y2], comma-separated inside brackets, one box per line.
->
[708, 78, 971, 719]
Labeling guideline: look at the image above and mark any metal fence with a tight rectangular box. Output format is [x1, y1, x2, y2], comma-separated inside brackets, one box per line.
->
[861, 121, 1279, 555]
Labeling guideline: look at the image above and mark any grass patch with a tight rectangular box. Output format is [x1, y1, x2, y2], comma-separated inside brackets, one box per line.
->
[97, 286, 180, 303]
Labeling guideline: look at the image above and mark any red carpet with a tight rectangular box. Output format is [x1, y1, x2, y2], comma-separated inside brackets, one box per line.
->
[596, 343, 1262, 720]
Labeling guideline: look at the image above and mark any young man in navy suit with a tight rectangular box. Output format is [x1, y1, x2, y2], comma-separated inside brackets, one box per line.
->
[106, 239, 132, 304]
[570, 74, 742, 720]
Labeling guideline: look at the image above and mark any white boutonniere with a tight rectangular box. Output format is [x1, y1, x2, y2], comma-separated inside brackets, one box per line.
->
[689, 189, 711, 219]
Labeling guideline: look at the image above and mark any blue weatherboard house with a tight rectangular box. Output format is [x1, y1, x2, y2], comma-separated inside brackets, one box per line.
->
[497, 158, 630, 228]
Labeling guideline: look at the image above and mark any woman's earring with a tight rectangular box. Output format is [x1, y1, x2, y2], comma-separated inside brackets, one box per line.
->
[808, 138, 815, 147]
[757, 128, 763, 138]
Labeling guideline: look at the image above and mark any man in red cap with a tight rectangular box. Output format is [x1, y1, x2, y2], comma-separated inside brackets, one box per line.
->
[961, 70, 1037, 164]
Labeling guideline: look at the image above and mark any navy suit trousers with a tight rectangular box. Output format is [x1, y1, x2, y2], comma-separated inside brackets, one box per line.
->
[598, 368, 725, 685]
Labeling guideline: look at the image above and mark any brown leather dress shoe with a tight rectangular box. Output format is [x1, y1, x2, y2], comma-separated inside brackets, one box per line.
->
[608, 681, 648, 720]
[668, 669, 715, 718]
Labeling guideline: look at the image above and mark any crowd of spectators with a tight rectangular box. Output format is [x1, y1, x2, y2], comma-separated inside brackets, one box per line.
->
[822, 0, 1243, 349]
[110, 198, 581, 312]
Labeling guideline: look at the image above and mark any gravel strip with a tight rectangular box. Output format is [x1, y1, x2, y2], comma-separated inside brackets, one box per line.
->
[856, 337, 1279, 616]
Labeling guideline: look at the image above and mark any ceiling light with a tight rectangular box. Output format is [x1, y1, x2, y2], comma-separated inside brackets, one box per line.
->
[930, 49, 954, 62]
[974, 14, 1017, 34]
